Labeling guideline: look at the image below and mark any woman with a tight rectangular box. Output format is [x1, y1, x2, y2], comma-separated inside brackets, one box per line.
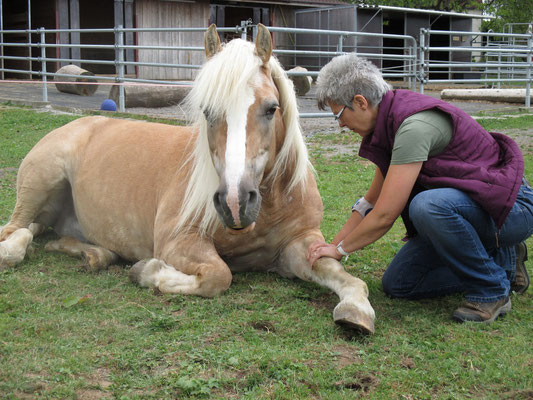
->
[307, 54, 532, 323]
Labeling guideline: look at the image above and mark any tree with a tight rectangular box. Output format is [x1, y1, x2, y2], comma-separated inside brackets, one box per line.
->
[353, 0, 482, 12]
[481, 0, 533, 33]
[350, 0, 532, 32]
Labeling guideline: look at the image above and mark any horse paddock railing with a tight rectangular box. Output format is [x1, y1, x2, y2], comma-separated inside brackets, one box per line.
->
[0, 22, 532, 113]
[419, 28, 533, 107]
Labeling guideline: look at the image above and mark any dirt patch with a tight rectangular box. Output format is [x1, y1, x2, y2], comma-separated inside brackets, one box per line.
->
[308, 292, 336, 311]
[331, 344, 363, 369]
[250, 320, 276, 332]
[300, 117, 341, 137]
[78, 367, 113, 398]
[400, 357, 416, 369]
[502, 128, 533, 152]
[334, 372, 379, 392]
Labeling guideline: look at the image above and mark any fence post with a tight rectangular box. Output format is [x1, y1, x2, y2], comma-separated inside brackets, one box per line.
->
[526, 33, 532, 108]
[252, 24, 258, 42]
[39, 28, 48, 103]
[240, 20, 249, 40]
[419, 28, 426, 94]
[497, 46, 501, 89]
[115, 25, 126, 113]
[0, 0, 4, 81]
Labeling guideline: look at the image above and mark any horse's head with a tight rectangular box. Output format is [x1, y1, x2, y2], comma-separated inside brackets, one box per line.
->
[201, 25, 282, 233]
[179, 24, 309, 237]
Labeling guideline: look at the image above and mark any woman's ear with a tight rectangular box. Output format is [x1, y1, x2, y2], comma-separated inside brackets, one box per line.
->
[353, 94, 369, 110]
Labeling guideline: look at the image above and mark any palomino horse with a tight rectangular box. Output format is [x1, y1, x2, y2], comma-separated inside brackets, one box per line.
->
[0, 25, 375, 334]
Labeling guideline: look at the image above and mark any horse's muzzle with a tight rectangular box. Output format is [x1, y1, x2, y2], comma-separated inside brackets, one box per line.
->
[213, 183, 261, 231]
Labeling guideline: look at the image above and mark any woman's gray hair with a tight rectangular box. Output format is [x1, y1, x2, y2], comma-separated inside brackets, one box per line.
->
[316, 54, 392, 109]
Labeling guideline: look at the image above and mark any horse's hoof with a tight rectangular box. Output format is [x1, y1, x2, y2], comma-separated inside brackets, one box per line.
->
[82, 249, 107, 272]
[333, 302, 375, 335]
[129, 259, 159, 285]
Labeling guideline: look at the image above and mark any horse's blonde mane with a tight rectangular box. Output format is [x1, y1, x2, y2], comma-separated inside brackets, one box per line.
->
[175, 38, 312, 237]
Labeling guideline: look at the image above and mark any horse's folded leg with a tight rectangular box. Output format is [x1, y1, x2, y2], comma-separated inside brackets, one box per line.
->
[0, 228, 33, 270]
[129, 258, 232, 297]
[45, 236, 117, 271]
[82, 248, 118, 272]
[129, 258, 200, 295]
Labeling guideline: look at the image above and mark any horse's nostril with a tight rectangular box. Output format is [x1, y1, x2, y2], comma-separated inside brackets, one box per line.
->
[248, 190, 258, 204]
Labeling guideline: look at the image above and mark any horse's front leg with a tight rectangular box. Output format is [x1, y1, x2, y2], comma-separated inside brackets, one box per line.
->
[129, 235, 232, 298]
[278, 232, 375, 334]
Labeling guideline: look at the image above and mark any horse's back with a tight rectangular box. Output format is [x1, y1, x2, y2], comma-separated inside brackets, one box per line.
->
[21, 116, 196, 261]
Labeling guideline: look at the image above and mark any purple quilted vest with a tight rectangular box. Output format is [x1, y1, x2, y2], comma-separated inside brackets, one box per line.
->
[359, 90, 524, 228]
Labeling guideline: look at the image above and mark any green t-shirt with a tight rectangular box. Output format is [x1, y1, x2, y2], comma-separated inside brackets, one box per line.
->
[391, 109, 453, 165]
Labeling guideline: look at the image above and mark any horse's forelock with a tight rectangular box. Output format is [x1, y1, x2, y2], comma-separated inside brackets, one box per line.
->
[185, 39, 261, 123]
[176, 39, 312, 237]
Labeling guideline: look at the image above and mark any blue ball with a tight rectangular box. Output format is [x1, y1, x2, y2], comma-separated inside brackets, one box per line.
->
[100, 99, 117, 111]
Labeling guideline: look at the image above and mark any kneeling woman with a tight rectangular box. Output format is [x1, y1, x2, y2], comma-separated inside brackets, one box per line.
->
[307, 54, 532, 323]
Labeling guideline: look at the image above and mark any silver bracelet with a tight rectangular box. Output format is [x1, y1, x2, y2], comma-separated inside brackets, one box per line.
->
[352, 197, 373, 218]
[336, 240, 350, 256]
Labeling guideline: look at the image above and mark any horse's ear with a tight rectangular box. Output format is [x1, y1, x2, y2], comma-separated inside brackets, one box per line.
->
[205, 24, 221, 59]
[255, 23, 272, 65]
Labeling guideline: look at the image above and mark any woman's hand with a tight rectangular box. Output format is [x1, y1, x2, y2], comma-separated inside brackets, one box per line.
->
[306, 239, 342, 266]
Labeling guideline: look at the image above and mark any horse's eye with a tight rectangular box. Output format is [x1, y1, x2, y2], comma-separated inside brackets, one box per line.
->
[265, 105, 279, 118]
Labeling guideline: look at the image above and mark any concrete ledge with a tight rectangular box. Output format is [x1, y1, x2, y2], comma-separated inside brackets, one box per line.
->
[441, 88, 532, 103]
[0, 97, 50, 108]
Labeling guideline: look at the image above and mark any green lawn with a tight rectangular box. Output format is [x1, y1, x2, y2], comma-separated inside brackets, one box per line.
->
[1, 107, 532, 399]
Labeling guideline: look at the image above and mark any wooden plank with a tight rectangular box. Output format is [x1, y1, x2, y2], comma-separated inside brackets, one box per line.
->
[136, 0, 208, 80]
[57, 0, 70, 66]
[69, 0, 80, 64]
[125, 0, 134, 74]
[114, 0, 123, 75]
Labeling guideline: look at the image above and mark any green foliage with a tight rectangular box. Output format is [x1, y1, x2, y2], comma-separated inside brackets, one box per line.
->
[0, 107, 532, 399]
[348, 0, 482, 12]
[481, 0, 533, 33]
[346, 0, 531, 32]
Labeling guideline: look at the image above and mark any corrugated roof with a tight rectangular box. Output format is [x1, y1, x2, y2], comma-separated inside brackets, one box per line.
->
[225, 0, 346, 7]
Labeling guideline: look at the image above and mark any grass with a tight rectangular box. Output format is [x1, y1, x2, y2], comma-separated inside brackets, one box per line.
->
[1, 107, 533, 399]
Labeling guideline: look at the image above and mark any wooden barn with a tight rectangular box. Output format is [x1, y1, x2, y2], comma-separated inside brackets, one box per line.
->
[134, 0, 345, 80]
[0, 0, 482, 81]
[0, 0, 343, 80]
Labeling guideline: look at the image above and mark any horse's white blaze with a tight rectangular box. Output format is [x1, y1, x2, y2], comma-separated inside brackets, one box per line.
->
[224, 86, 255, 226]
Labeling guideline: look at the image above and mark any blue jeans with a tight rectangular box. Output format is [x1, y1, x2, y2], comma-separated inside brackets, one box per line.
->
[382, 183, 533, 303]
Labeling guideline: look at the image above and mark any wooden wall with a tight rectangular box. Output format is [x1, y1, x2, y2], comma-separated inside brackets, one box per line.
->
[135, 0, 210, 80]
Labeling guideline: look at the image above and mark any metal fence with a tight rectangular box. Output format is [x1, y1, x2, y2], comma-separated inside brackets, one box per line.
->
[419, 28, 533, 106]
[0, 21, 532, 113]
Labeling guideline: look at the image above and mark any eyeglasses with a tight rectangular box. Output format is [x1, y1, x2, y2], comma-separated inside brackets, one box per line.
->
[334, 105, 347, 121]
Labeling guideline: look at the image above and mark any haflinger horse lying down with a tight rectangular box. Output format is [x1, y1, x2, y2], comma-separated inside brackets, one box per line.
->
[0, 24, 375, 334]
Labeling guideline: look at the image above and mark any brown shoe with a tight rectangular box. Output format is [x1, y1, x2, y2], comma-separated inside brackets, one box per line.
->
[452, 297, 511, 323]
[511, 242, 530, 294]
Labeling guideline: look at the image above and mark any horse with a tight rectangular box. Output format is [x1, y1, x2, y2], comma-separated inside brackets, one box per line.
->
[0, 24, 375, 334]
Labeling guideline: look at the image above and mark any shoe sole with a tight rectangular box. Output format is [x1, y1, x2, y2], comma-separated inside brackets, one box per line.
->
[452, 298, 512, 324]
